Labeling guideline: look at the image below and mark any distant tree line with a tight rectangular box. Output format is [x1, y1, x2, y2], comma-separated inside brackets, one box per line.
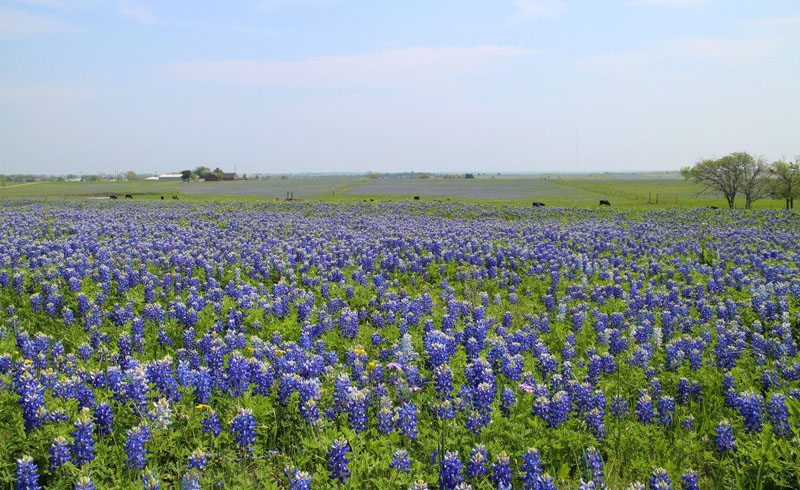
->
[0, 174, 127, 183]
[180, 166, 246, 181]
[682, 152, 799, 209]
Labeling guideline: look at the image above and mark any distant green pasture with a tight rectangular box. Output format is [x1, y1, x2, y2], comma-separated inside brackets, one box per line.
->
[0, 174, 790, 210]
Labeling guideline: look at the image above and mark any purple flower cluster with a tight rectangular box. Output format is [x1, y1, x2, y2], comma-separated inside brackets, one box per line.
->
[229, 408, 257, 453]
[327, 438, 351, 484]
[2, 202, 799, 488]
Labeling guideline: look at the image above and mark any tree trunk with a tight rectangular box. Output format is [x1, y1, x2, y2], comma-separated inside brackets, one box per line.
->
[726, 195, 735, 209]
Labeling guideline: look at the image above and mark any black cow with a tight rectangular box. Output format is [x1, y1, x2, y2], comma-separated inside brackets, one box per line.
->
[109, 195, 118, 200]
[532, 201, 546, 207]
[172, 196, 179, 200]
[709, 206, 719, 210]
[413, 196, 420, 200]
[160, 196, 165, 200]
[599, 200, 611, 206]
[125, 194, 133, 199]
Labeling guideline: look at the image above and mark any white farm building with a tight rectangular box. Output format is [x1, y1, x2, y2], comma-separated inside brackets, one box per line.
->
[157, 173, 184, 181]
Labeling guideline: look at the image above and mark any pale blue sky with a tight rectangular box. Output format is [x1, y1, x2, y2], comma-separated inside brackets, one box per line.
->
[1, 0, 798, 174]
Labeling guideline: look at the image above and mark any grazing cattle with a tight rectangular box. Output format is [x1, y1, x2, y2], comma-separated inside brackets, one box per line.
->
[160, 196, 165, 200]
[709, 206, 719, 210]
[172, 196, 179, 200]
[125, 194, 133, 199]
[532, 201, 546, 207]
[599, 200, 611, 207]
[413, 196, 420, 200]
[109, 195, 118, 200]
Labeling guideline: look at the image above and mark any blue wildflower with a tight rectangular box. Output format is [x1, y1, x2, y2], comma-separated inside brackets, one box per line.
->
[500, 388, 516, 416]
[657, 396, 675, 426]
[391, 449, 411, 473]
[636, 393, 654, 425]
[465, 445, 488, 478]
[230, 407, 257, 453]
[15, 368, 45, 432]
[649, 468, 672, 490]
[520, 448, 543, 489]
[767, 393, 790, 437]
[73, 476, 97, 490]
[285, 467, 313, 490]
[124, 423, 152, 470]
[611, 396, 628, 418]
[49, 436, 71, 470]
[93, 402, 114, 436]
[201, 410, 222, 437]
[347, 388, 368, 433]
[439, 451, 463, 490]
[585, 447, 604, 486]
[736, 391, 763, 433]
[188, 448, 209, 472]
[70, 409, 95, 466]
[714, 420, 737, 453]
[180, 472, 201, 490]
[490, 452, 512, 490]
[142, 470, 161, 490]
[680, 471, 699, 490]
[396, 401, 419, 439]
[327, 437, 351, 484]
[15, 455, 42, 490]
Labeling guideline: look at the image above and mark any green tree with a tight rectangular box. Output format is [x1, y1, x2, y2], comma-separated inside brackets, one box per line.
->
[180, 170, 193, 181]
[124, 171, 139, 181]
[194, 166, 211, 179]
[769, 158, 800, 209]
[213, 167, 224, 179]
[732, 152, 769, 209]
[682, 155, 744, 209]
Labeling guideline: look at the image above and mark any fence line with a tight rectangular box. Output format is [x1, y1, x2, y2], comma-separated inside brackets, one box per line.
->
[548, 179, 683, 206]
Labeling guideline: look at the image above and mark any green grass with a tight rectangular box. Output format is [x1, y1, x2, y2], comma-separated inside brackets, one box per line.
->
[551, 177, 788, 209]
[0, 174, 791, 210]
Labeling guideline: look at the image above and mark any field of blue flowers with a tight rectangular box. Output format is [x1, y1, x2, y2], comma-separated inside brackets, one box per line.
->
[1, 201, 798, 489]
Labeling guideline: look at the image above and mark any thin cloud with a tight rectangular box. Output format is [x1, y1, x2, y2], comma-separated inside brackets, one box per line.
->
[671, 35, 780, 65]
[119, 2, 154, 24]
[630, 0, 706, 6]
[578, 50, 653, 72]
[255, 0, 345, 10]
[0, 7, 73, 39]
[0, 84, 94, 102]
[511, 0, 568, 21]
[580, 14, 795, 73]
[7, 0, 101, 9]
[751, 16, 800, 30]
[166, 46, 537, 89]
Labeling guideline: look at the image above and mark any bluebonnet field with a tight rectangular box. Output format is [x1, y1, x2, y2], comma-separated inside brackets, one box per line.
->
[1, 200, 799, 489]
